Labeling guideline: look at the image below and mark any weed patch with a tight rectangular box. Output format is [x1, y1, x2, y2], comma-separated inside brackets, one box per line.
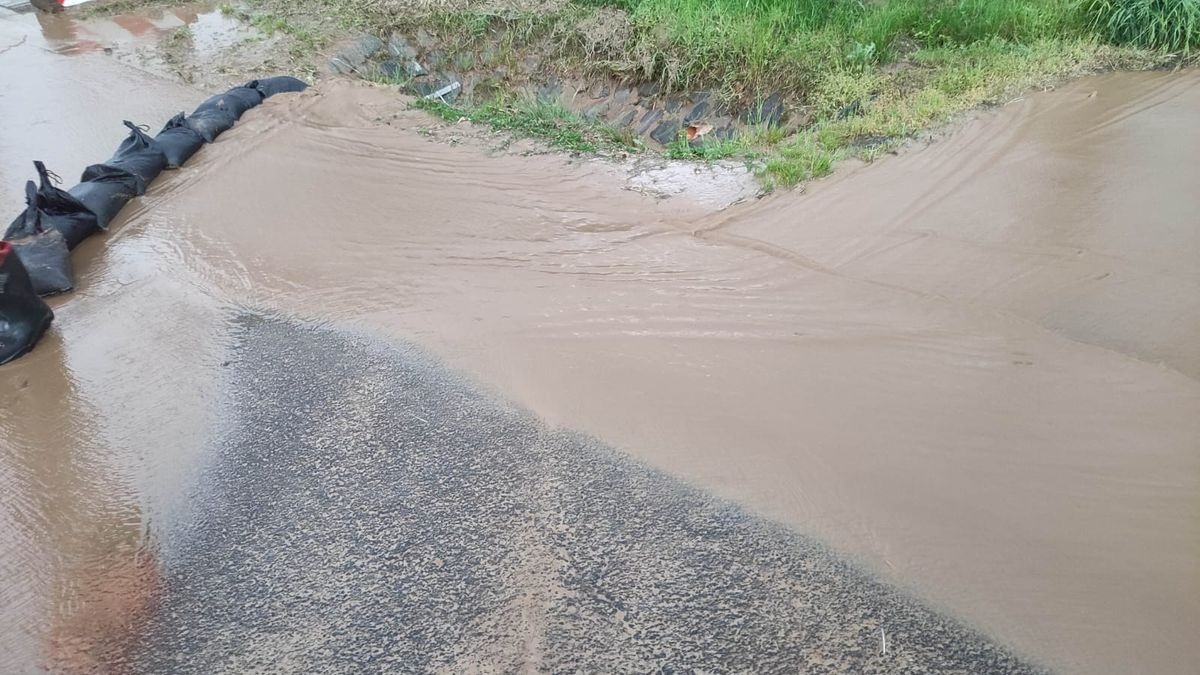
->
[414, 96, 641, 154]
[664, 137, 743, 161]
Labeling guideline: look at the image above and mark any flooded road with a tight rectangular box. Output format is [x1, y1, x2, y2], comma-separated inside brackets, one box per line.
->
[2, 5, 1198, 674]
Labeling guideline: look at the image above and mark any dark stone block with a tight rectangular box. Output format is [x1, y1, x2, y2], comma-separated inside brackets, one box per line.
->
[387, 34, 417, 59]
[583, 102, 609, 120]
[612, 86, 637, 106]
[683, 100, 710, 124]
[409, 78, 446, 97]
[379, 60, 401, 79]
[742, 91, 784, 126]
[328, 35, 385, 74]
[637, 82, 662, 97]
[635, 109, 663, 135]
[650, 120, 681, 145]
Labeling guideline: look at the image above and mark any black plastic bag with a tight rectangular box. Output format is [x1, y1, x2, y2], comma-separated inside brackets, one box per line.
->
[253, 76, 308, 98]
[185, 100, 238, 142]
[3, 182, 74, 296]
[156, 112, 205, 168]
[10, 161, 101, 249]
[0, 239, 55, 365]
[88, 120, 167, 188]
[69, 164, 141, 229]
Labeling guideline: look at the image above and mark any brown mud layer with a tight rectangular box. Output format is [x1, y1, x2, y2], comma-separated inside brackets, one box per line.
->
[2, 4, 1199, 675]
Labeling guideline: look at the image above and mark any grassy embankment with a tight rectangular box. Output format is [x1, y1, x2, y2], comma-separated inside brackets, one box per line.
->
[235, 0, 1200, 186]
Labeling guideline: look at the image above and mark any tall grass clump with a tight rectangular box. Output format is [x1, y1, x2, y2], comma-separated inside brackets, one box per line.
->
[616, 0, 1087, 94]
[852, 0, 1078, 52]
[1082, 0, 1200, 53]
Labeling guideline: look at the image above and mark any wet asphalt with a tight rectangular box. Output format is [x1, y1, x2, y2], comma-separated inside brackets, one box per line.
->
[125, 315, 1042, 673]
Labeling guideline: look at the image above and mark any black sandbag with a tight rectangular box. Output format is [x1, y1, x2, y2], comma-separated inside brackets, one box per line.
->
[69, 164, 141, 229]
[185, 101, 238, 142]
[10, 160, 101, 249]
[30, 160, 99, 248]
[193, 86, 261, 123]
[0, 239, 55, 365]
[155, 112, 205, 168]
[88, 120, 167, 188]
[3, 182, 74, 296]
[223, 85, 264, 114]
[252, 75, 308, 97]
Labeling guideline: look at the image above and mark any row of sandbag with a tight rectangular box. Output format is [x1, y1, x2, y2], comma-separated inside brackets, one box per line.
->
[0, 76, 308, 365]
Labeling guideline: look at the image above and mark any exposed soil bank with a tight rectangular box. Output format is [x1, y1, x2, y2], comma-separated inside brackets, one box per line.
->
[2, 5, 1198, 675]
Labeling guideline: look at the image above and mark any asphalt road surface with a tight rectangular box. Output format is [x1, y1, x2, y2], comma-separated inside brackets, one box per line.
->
[118, 315, 1042, 673]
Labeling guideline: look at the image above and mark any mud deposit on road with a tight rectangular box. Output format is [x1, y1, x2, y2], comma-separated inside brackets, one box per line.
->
[126, 316, 1038, 673]
[2, 5, 1199, 674]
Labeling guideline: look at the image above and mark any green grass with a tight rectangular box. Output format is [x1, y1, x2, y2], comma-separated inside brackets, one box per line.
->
[610, 0, 1089, 95]
[77, 0, 179, 17]
[414, 96, 641, 154]
[344, 0, 1173, 187]
[235, 6, 325, 63]
[755, 35, 1138, 186]
[1082, 0, 1200, 52]
[664, 136, 743, 160]
[363, 65, 413, 88]
[762, 136, 837, 189]
[582, 0, 1175, 186]
[203, 0, 1187, 188]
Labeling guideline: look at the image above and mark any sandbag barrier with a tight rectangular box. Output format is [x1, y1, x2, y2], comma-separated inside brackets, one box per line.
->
[0, 76, 308, 365]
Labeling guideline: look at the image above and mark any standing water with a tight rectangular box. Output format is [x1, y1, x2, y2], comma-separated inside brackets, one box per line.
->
[1, 5, 1197, 674]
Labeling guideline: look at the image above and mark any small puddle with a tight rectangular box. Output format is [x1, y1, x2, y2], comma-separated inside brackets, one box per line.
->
[0, 3, 260, 207]
[25, 2, 245, 57]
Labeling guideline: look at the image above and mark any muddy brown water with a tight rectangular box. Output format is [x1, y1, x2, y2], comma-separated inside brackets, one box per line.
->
[2, 6, 1199, 674]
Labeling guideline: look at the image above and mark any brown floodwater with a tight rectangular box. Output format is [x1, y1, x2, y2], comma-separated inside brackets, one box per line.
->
[2, 5, 1199, 673]
[0, 8, 217, 672]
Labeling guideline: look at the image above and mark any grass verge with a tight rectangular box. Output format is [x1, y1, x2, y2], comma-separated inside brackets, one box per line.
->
[412, 96, 641, 154]
[1082, 0, 1200, 53]
[254, 0, 1179, 187]
[86, 0, 1189, 188]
